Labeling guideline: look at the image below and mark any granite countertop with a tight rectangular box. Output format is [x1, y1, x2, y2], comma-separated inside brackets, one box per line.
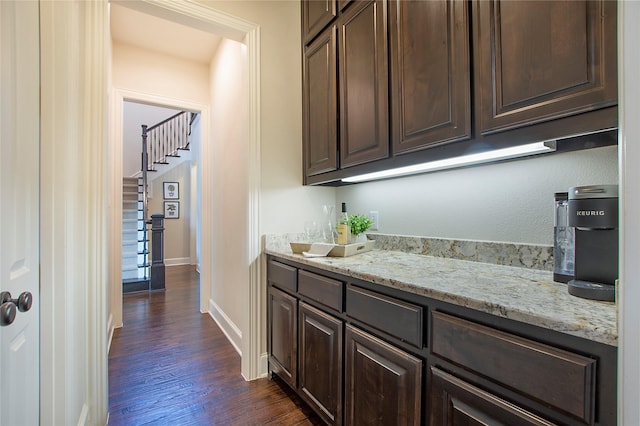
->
[264, 237, 617, 347]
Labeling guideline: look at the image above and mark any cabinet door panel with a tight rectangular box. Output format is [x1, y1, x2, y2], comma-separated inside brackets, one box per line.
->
[474, 0, 617, 135]
[429, 367, 556, 426]
[339, 0, 389, 168]
[299, 303, 343, 425]
[268, 287, 297, 388]
[304, 27, 338, 177]
[390, 0, 471, 154]
[302, 0, 337, 44]
[344, 325, 421, 426]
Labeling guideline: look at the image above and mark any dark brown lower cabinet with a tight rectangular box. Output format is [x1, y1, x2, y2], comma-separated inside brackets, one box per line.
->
[429, 367, 555, 425]
[344, 324, 422, 426]
[267, 256, 616, 425]
[299, 302, 343, 425]
[268, 286, 297, 388]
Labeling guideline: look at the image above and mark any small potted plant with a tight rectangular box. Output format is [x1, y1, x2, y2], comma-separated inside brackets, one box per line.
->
[348, 214, 374, 243]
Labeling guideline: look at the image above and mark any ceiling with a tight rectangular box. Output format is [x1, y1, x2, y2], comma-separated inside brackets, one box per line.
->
[110, 3, 222, 64]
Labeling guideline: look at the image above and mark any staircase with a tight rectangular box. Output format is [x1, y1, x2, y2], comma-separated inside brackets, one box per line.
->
[121, 111, 196, 292]
[122, 177, 149, 292]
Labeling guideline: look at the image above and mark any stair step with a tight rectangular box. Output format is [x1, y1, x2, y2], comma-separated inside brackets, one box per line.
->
[122, 279, 150, 293]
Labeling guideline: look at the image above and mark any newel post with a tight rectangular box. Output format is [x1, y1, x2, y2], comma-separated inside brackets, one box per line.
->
[150, 214, 165, 291]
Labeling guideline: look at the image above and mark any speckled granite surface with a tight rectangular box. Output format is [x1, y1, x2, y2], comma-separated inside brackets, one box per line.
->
[263, 234, 617, 346]
[369, 233, 553, 271]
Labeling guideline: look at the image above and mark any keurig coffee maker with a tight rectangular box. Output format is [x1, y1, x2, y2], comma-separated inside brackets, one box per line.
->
[567, 185, 618, 302]
[553, 192, 574, 283]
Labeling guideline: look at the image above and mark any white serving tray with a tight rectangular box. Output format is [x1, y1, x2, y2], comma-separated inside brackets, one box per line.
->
[290, 240, 375, 257]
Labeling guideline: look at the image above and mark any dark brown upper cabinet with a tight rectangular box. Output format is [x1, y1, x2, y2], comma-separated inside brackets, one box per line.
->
[302, 0, 337, 44]
[303, 27, 338, 177]
[473, 0, 617, 136]
[338, 0, 389, 169]
[301, 0, 617, 185]
[389, 0, 471, 155]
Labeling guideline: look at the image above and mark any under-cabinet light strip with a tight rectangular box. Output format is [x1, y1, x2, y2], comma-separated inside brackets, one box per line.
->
[341, 141, 557, 183]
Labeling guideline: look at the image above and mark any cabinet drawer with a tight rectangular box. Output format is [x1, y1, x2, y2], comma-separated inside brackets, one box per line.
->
[431, 311, 596, 424]
[268, 259, 297, 293]
[429, 367, 555, 426]
[298, 270, 343, 313]
[346, 285, 423, 348]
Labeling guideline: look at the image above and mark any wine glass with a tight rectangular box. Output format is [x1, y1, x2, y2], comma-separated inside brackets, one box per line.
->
[322, 204, 335, 244]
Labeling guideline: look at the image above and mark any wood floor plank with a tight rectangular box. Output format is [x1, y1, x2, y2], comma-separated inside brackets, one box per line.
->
[108, 265, 323, 425]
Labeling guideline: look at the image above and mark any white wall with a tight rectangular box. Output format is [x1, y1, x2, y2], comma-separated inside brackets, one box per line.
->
[208, 38, 249, 351]
[337, 145, 618, 245]
[149, 161, 192, 265]
[112, 42, 210, 104]
[196, 1, 336, 362]
[190, 114, 202, 268]
[199, 1, 336, 234]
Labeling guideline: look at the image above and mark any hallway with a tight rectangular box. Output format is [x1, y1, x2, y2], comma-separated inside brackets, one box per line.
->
[108, 265, 322, 425]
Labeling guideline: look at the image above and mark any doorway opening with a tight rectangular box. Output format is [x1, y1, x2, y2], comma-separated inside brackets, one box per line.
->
[120, 101, 200, 293]
[107, 1, 263, 381]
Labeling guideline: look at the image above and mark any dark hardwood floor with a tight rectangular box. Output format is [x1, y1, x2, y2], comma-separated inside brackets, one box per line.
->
[109, 265, 322, 425]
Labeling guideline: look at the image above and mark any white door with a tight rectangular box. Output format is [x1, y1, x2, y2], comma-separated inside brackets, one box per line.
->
[0, 1, 41, 425]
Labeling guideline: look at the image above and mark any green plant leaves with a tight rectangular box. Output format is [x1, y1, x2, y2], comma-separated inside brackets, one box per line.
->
[349, 214, 373, 236]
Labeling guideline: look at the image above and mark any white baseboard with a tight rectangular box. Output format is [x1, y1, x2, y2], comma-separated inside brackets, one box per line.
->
[165, 257, 192, 266]
[208, 299, 242, 356]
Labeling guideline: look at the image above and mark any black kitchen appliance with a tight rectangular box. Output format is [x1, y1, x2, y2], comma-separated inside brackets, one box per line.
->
[567, 185, 618, 302]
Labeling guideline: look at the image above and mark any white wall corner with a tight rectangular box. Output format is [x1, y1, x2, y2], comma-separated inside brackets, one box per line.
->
[208, 299, 243, 356]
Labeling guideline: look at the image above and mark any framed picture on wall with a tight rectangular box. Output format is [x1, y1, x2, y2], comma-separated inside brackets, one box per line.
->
[164, 201, 180, 219]
[163, 182, 179, 199]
